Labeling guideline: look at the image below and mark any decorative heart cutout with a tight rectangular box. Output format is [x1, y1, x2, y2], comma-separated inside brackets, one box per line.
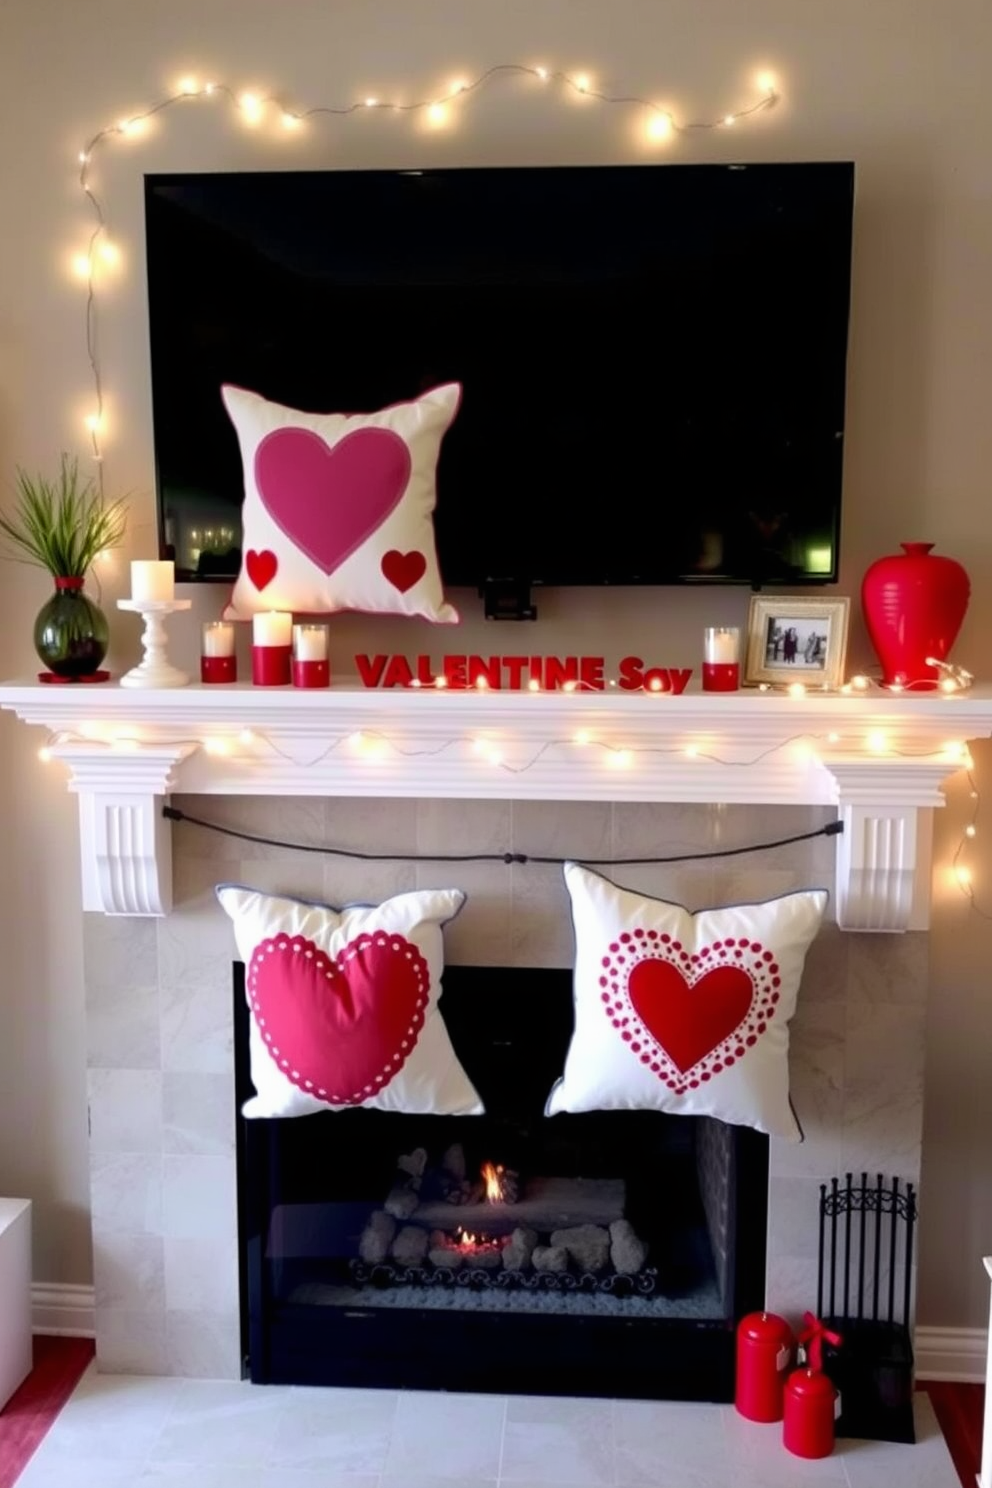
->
[255, 426, 412, 577]
[246, 548, 278, 592]
[628, 961, 752, 1073]
[381, 549, 427, 593]
[247, 931, 430, 1105]
[600, 932, 783, 1095]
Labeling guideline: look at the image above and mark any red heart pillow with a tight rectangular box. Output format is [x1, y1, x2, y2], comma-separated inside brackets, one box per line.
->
[547, 864, 826, 1139]
[218, 884, 482, 1118]
[221, 384, 460, 624]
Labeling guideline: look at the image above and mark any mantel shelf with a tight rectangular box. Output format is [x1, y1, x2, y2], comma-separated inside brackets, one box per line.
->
[3, 678, 991, 927]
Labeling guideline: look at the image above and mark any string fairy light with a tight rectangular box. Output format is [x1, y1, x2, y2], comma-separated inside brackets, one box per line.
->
[34, 721, 971, 779]
[69, 61, 780, 480]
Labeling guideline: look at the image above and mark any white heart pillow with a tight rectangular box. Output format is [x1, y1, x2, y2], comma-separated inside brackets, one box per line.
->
[221, 382, 460, 623]
[218, 884, 482, 1118]
[548, 864, 827, 1139]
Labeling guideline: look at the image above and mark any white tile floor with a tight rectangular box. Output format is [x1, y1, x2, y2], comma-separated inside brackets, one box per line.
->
[13, 1366, 961, 1488]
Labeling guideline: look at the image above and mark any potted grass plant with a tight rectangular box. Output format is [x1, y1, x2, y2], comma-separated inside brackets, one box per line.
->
[0, 454, 127, 678]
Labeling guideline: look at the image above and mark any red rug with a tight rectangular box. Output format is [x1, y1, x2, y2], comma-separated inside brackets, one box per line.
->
[0, 1337, 94, 1488]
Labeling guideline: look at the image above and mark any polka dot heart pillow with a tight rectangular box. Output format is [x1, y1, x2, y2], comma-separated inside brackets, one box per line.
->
[547, 864, 827, 1139]
[221, 382, 461, 624]
[217, 884, 483, 1118]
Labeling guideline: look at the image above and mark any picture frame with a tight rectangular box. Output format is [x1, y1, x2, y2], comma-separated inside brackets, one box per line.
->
[744, 596, 851, 690]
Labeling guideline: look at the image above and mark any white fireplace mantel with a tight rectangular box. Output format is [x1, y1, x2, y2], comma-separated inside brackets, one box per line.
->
[2, 679, 991, 929]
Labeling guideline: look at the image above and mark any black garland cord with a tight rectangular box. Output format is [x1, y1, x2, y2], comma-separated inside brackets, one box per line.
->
[161, 804, 842, 867]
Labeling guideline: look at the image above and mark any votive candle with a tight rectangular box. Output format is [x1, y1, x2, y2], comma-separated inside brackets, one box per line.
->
[292, 623, 330, 688]
[131, 559, 175, 603]
[252, 610, 292, 686]
[703, 626, 741, 692]
[201, 620, 237, 684]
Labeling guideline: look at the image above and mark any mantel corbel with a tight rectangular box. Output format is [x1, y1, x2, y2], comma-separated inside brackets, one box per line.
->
[49, 741, 199, 916]
[820, 755, 954, 932]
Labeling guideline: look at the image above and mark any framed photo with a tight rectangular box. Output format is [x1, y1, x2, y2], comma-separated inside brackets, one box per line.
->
[744, 596, 850, 690]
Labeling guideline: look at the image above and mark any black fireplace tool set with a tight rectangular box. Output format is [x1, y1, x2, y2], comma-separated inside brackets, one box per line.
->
[815, 1172, 918, 1443]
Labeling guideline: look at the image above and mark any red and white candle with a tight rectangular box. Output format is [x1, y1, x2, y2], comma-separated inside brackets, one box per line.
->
[201, 621, 237, 684]
[703, 626, 741, 692]
[252, 611, 292, 686]
[292, 623, 330, 689]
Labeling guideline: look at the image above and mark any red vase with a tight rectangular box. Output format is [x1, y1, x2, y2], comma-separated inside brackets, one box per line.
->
[861, 542, 970, 689]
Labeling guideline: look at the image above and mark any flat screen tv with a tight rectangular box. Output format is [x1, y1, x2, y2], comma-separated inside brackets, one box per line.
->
[144, 163, 855, 600]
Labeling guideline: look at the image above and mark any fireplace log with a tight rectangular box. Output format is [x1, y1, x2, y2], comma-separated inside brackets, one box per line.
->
[610, 1218, 649, 1274]
[502, 1225, 538, 1271]
[551, 1224, 611, 1274]
[412, 1176, 625, 1236]
[358, 1210, 397, 1265]
[391, 1225, 430, 1266]
[532, 1244, 569, 1274]
[384, 1186, 420, 1221]
[441, 1143, 467, 1182]
[397, 1148, 428, 1185]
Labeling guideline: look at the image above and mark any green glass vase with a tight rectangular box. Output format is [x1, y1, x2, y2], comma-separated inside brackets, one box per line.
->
[34, 578, 109, 678]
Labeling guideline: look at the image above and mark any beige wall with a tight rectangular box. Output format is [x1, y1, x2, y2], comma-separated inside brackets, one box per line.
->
[0, 0, 989, 1326]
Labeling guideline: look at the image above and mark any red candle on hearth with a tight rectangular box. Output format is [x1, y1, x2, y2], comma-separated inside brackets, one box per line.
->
[735, 1311, 793, 1422]
[783, 1367, 837, 1458]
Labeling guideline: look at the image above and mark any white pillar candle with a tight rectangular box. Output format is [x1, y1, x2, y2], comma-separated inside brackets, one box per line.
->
[131, 560, 175, 603]
[253, 611, 293, 647]
[293, 624, 329, 662]
[202, 621, 236, 658]
[703, 627, 740, 665]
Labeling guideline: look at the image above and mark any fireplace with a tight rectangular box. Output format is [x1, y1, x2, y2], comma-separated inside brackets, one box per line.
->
[237, 960, 768, 1398]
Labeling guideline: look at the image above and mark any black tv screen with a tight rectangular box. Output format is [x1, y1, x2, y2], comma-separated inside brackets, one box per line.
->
[144, 163, 854, 589]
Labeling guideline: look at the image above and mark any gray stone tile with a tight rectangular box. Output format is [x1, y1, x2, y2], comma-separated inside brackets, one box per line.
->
[165, 1311, 241, 1380]
[150, 1378, 286, 1459]
[93, 1231, 165, 1312]
[503, 1394, 614, 1485]
[84, 916, 160, 1069]
[93, 1310, 171, 1375]
[271, 1385, 398, 1472]
[417, 797, 511, 855]
[164, 1235, 239, 1313]
[511, 799, 612, 860]
[90, 1153, 162, 1236]
[162, 1071, 235, 1156]
[847, 930, 930, 1004]
[161, 1155, 236, 1240]
[842, 1002, 925, 1180]
[510, 861, 575, 968]
[415, 859, 512, 965]
[160, 976, 233, 1076]
[327, 795, 418, 855]
[614, 1398, 730, 1487]
[88, 1069, 162, 1154]
[383, 1389, 504, 1479]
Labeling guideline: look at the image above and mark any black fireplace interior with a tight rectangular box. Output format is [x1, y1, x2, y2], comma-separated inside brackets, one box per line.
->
[235, 962, 769, 1399]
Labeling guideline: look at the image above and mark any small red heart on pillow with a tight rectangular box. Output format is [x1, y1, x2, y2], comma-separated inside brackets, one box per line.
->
[247, 931, 430, 1105]
[246, 549, 278, 591]
[381, 549, 427, 593]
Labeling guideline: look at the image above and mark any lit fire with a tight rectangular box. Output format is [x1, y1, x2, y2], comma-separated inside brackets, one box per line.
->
[454, 1226, 504, 1254]
[481, 1161, 506, 1204]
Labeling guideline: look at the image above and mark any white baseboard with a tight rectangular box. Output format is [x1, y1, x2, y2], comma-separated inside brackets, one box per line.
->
[31, 1283, 95, 1338]
[915, 1324, 989, 1383]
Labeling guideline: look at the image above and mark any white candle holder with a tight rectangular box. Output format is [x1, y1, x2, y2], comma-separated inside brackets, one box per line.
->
[117, 599, 193, 689]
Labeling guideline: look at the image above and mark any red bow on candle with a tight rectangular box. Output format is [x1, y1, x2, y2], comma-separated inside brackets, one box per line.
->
[799, 1312, 843, 1372]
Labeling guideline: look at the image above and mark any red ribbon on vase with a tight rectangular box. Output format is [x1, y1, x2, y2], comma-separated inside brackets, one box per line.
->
[799, 1312, 843, 1372]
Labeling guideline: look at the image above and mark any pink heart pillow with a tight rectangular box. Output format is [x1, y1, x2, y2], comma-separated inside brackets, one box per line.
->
[221, 383, 460, 624]
[548, 864, 827, 1139]
[217, 884, 482, 1118]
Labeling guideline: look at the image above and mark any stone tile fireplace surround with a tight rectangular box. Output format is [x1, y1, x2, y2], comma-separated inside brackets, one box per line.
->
[3, 682, 988, 1379]
[80, 796, 924, 1378]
